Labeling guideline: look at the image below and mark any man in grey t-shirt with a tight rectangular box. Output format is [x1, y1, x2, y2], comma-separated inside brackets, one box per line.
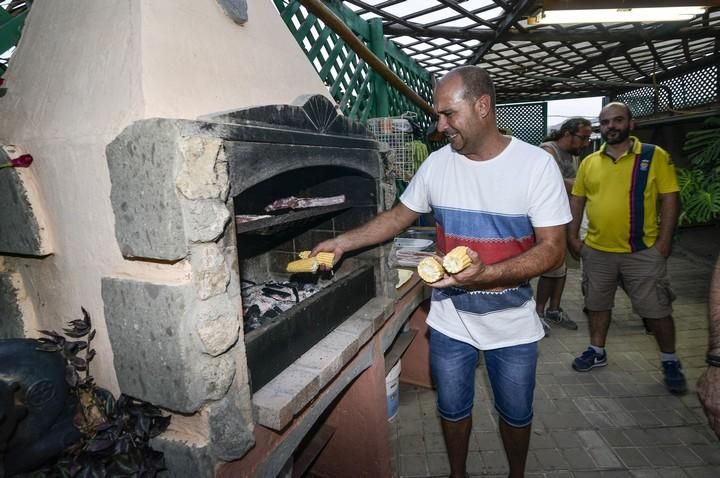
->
[536, 117, 592, 333]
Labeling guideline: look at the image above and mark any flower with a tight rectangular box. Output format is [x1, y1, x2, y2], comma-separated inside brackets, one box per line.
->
[0, 153, 33, 169]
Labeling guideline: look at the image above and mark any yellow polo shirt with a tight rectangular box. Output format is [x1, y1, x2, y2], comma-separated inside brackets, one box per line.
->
[572, 137, 679, 253]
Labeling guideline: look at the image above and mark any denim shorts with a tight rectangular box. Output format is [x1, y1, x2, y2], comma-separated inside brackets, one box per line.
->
[429, 327, 538, 427]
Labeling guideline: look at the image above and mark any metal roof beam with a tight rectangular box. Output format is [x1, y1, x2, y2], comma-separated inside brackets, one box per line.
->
[384, 24, 720, 43]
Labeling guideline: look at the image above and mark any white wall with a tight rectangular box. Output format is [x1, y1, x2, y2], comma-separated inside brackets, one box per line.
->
[0, 0, 330, 392]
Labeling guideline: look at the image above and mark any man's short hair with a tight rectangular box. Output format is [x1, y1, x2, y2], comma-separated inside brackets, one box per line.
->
[603, 101, 633, 121]
[545, 117, 592, 142]
[444, 66, 496, 107]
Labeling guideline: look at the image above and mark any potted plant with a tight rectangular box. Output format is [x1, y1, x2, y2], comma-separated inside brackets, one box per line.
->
[33, 309, 171, 477]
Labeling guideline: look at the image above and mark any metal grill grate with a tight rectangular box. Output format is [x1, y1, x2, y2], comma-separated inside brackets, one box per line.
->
[497, 103, 548, 146]
[366, 115, 416, 181]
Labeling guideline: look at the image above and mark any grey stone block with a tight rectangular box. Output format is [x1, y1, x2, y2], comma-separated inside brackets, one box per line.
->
[0, 272, 23, 338]
[190, 240, 230, 301]
[182, 199, 231, 244]
[0, 150, 48, 256]
[194, 294, 239, 357]
[102, 277, 235, 413]
[106, 119, 187, 260]
[208, 381, 255, 461]
[175, 137, 229, 202]
[152, 437, 215, 478]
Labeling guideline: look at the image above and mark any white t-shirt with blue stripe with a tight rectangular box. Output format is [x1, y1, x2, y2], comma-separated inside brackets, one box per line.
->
[400, 137, 572, 350]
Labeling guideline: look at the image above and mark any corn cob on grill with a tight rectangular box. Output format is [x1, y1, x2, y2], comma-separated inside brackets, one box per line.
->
[443, 246, 472, 274]
[417, 256, 445, 283]
[298, 251, 335, 268]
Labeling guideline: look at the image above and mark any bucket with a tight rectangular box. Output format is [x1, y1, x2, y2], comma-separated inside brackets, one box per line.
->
[386, 360, 401, 420]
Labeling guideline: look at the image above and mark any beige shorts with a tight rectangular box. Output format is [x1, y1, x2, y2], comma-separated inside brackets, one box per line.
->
[581, 245, 675, 318]
[541, 259, 567, 278]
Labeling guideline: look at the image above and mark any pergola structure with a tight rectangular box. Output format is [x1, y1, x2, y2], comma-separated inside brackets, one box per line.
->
[341, 0, 720, 107]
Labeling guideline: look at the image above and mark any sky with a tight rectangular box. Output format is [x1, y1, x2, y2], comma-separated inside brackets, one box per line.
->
[547, 96, 604, 130]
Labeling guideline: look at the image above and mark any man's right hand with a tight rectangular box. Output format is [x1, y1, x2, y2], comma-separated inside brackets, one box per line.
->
[310, 238, 346, 269]
[568, 237, 584, 260]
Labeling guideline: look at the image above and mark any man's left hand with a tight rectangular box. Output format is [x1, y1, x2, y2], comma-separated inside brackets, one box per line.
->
[428, 248, 499, 291]
[654, 239, 672, 257]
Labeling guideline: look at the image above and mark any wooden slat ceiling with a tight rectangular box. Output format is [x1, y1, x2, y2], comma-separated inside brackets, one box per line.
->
[342, 0, 720, 103]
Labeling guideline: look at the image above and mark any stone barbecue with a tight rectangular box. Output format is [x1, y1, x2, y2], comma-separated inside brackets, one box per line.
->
[102, 95, 397, 472]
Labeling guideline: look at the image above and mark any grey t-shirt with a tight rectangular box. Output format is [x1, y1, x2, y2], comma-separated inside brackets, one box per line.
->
[540, 141, 578, 179]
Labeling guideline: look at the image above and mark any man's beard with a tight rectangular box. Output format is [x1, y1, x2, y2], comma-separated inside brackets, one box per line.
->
[601, 126, 631, 145]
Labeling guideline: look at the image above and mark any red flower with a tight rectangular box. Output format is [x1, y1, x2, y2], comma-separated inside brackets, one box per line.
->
[0, 153, 33, 169]
[10, 154, 33, 168]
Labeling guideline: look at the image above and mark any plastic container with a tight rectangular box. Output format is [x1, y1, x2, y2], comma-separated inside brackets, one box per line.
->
[386, 360, 401, 420]
[393, 237, 433, 250]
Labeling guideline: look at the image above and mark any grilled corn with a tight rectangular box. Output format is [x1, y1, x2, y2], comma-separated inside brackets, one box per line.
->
[443, 246, 472, 274]
[286, 257, 319, 273]
[298, 251, 335, 268]
[417, 256, 445, 283]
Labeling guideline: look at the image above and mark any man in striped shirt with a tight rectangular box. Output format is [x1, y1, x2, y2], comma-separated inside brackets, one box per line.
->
[567, 102, 686, 394]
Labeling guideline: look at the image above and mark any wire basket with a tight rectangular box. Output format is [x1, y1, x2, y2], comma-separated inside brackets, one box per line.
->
[367, 114, 417, 181]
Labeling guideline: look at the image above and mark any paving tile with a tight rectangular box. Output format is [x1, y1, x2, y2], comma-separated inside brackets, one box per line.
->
[690, 444, 720, 465]
[660, 445, 704, 466]
[614, 447, 652, 468]
[529, 429, 556, 449]
[480, 449, 509, 475]
[398, 452, 428, 476]
[587, 446, 623, 469]
[629, 470, 662, 478]
[562, 447, 596, 470]
[534, 448, 570, 470]
[472, 430, 503, 451]
[423, 432, 446, 453]
[638, 446, 678, 466]
[399, 434, 426, 454]
[657, 468, 689, 478]
[684, 465, 720, 477]
[426, 452, 449, 476]
[466, 451, 483, 475]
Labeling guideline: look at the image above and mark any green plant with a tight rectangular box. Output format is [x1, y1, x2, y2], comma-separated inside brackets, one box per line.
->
[407, 140, 429, 174]
[35, 309, 170, 477]
[678, 116, 720, 225]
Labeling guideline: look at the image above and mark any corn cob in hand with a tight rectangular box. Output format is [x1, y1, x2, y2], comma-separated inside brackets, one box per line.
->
[443, 246, 472, 274]
[298, 251, 335, 269]
[417, 256, 445, 283]
[286, 257, 319, 273]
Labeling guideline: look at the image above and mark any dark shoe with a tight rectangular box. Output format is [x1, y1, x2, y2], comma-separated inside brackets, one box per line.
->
[582, 307, 589, 316]
[545, 308, 578, 330]
[573, 347, 607, 371]
[662, 360, 687, 395]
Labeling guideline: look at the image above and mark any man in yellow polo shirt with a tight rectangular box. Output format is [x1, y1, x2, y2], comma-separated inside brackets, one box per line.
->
[567, 101, 686, 394]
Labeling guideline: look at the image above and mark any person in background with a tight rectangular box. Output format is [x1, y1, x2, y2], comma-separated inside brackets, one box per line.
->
[567, 102, 686, 394]
[311, 66, 570, 478]
[697, 254, 720, 437]
[536, 117, 593, 333]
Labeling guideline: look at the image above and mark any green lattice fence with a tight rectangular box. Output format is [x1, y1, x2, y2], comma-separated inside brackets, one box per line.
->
[273, 0, 434, 129]
[0, 2, 29, 75]
[497, 102, 548, 146]
[617, 64, 719, 118]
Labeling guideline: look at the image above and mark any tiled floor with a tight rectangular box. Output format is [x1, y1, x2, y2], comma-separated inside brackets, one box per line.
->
[390, 251, 720, 477]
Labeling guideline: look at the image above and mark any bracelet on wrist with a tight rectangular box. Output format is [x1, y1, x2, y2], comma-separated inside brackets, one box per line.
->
[706, 354, 720, 367]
